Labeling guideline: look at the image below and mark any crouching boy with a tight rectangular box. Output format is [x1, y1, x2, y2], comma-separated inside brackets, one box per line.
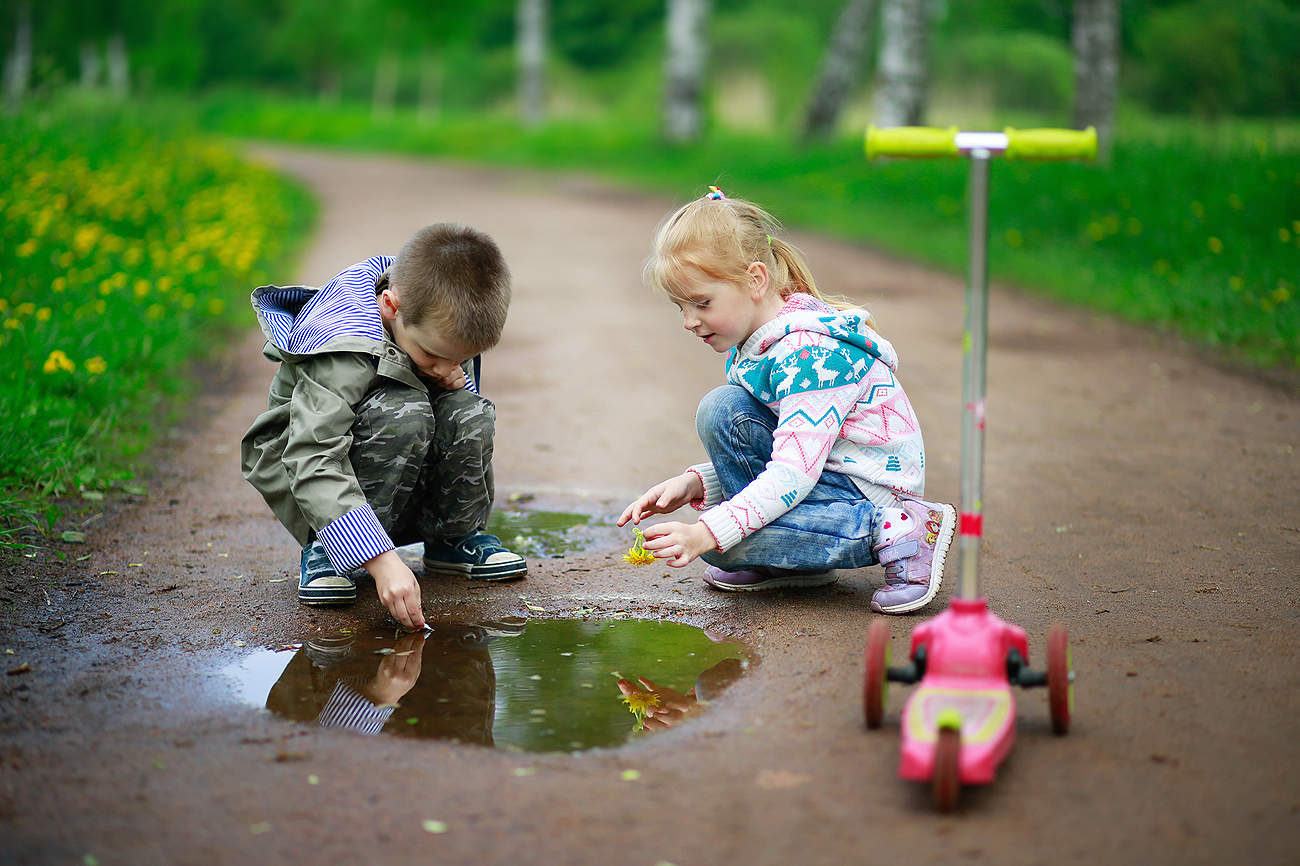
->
[241, 224, 526, 630]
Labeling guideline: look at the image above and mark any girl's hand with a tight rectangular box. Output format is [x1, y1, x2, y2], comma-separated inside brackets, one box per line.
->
[618, 472, 705, 526]
[640, 521, 717, 568]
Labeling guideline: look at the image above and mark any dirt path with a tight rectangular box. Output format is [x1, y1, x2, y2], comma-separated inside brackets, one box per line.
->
[2, 146, 1297, 866]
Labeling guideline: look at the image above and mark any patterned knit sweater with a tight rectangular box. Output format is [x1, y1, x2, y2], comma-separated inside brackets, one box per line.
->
[692, 294, 926, 553]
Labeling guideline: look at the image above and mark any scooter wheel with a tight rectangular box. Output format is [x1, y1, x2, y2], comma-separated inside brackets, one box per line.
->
[863, 619, 890, 728]
[1046, 624, 1072, 735]
[932, 726, 961, 812]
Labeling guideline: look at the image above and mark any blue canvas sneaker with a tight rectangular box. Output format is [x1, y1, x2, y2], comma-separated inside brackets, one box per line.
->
[299, 541, 357, 605]
[423, 531, 527, 581]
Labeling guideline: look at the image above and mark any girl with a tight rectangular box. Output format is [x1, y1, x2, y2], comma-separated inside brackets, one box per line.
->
[617, 187, 956, 614]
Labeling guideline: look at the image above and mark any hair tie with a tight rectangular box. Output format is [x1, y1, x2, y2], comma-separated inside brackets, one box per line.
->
[706, 185, 726, 200]
[766, 234, 773, 246]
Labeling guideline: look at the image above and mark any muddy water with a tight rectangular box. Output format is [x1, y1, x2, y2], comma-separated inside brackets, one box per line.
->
[225, 618, 752, 752]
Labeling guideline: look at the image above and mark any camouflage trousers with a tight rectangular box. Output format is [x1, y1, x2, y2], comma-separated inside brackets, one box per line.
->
[349, 382, 495, 545]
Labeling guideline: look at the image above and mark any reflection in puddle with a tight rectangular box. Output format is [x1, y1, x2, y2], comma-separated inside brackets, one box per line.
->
[486, 508, 595, 558]
[226, 618, 751, 752]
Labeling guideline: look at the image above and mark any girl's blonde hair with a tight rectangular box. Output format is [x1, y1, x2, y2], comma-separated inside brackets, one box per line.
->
[644, 189, 873, 325]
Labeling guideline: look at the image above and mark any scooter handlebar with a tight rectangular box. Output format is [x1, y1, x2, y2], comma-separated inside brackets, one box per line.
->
[865, 125, 1097, 162]
[864, 125, 959, 160]
[1004, 126, 1097, 162]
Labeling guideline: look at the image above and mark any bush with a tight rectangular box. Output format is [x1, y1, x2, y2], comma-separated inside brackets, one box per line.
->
[936, 30, 1074, 115]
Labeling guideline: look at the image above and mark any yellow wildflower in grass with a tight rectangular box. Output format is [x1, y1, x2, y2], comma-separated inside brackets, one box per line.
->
[622, 687, 662, 730]
[43, 350, 75, 374]
[1207, 237, 1223, 254]
[35, 307, 51, 322]
[1281, 227, 1293, 244]
[3, 318, 18, 330]
[623, 528, 656, 565]
[84, 356, 107, 375]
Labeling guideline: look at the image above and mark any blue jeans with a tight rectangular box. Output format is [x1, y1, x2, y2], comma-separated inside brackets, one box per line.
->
[695, 385, 881, 572]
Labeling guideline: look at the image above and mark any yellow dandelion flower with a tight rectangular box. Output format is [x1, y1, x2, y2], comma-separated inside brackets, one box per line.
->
[52, 277, 66, 292]
[1229, 276, 1244, 292]
[1207, 237, 1223, 254]
[623, 529, 656, 566]
[1228, 194, 1243, 211]
[16, 239, 38, 257]
[0, 299, 7, 312]
[134, 279, 151, 299]
[85, 356, 107, 375]
[35, 307, 51, 322]
[3, 318, 18, 330]
[1281, 227, 1293, 244]
[16, 302, 35, 316]
[43, 350, 75, 374]
[622, 688, 661, 730]
[1191, 201, 1205, 219]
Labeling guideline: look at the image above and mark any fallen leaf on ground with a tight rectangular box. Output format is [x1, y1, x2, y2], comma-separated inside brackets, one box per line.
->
[756, 769, 812, 790]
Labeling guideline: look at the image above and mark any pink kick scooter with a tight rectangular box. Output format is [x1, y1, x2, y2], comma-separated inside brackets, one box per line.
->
[861, 126, 1095, 811]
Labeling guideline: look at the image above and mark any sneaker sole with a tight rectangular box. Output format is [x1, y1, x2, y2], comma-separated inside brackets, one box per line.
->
[871, 502, 956, 614]
[703, 572, 838, 592]
[298, 588, 357, 605]
[422, 560, 528, 581]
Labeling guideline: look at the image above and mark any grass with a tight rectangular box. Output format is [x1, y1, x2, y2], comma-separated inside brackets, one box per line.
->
[196, 90, 1300, 371]
[0, 94, 315, 552]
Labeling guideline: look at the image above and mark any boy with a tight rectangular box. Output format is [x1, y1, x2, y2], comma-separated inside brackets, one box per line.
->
[241, 224, 526, 630]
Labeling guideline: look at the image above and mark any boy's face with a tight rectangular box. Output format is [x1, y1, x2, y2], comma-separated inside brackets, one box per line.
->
[378, 289, 474, 388]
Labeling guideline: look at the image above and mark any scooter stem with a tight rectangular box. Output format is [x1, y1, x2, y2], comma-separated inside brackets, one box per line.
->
[957, 152, 991, 600]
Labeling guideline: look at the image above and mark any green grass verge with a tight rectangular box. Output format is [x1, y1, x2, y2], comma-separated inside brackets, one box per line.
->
[1, 94, 315, 552]
[196, 90, 1299, 371]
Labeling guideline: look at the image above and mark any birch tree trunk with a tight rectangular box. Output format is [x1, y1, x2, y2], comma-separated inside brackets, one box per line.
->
[106, 33, 129, 98]
[872, 0, 929, 128]
[3, 1, 32, 111]
[803, 0, 878, 141]
[664, 0, 709, 143]
[373, 53, 399, 120]
[418, 52, 441, 124]
[517, 0, 547, 127]
[1072, 0, 1119, 161]
[80, 42, 103, 88]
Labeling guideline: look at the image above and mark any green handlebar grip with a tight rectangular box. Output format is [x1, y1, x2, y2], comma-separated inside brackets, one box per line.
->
[1004, 126, 1097, 161]
[865, 125, 959, 160]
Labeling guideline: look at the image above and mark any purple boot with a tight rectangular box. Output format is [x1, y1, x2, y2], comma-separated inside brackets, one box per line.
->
[870, 499, 956, 614]
[703, 565, 837, 592]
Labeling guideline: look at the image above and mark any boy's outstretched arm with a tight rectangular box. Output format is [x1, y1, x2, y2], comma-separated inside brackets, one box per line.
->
[365, 550, 426, 629]
[618, 471, 705, 526]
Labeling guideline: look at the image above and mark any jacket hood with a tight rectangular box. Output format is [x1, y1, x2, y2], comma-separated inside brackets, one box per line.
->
[251, 256, 392, 356]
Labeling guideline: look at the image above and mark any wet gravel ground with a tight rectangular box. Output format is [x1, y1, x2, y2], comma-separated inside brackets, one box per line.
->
[2, 147, 1298, 866]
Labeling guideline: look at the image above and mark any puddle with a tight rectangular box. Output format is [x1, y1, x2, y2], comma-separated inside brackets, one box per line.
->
[487, 508, 597, 557]
[225, 618, 751, 752]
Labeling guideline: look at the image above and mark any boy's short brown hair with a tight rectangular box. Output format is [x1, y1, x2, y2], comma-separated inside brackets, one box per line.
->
[390, 224, 511, 354]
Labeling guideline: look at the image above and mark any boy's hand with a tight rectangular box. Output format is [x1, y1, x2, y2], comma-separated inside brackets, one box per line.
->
[640, 521, 717, 567]
[618, 472, 705, 527]
[361, 632, 425, 705]
[365, 551, 426, 629]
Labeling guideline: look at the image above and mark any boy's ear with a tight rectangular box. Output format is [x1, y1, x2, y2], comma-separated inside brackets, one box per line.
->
[378, 288, 400, 322]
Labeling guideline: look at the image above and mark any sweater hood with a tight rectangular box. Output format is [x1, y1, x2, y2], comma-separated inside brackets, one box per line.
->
[741, 305, 899, 373]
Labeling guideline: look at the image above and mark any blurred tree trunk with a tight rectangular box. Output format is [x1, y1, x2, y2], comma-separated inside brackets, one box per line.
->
[872, 0, 929, 128]
[517, 0, 547, 127]
[803, 0, 878, 141]
[418, 52, 441, 124]
[373, 53, 399, 120]
[80, 42, 103, 88]
[1072, 0, 1119, 161]
[664, 0, 709, 142]
[3, 1, 32, 111]
[106, 33, 129, 97]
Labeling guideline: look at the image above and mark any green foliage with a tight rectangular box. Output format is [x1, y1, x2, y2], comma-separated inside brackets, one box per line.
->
[936, 31, 1074, 116]
[1133, 0, 1300, 116]
[0, 94, 313, 532]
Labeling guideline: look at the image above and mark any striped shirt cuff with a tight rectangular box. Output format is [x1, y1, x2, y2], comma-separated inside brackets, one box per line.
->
[317, 681, 395, 735]
[317, 503, 394, 574]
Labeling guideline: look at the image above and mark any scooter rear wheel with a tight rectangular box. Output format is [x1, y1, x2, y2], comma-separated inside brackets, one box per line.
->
[863, 620, 889, 728]
[932, 727, 961, 812]
[1046, 624, 1072, 735]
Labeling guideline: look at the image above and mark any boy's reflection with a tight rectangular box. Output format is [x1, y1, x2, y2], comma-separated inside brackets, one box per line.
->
[266, 620, 524, 743]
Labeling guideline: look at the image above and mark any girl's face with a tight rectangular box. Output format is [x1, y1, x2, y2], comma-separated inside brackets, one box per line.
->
[671, 262, 778, 354]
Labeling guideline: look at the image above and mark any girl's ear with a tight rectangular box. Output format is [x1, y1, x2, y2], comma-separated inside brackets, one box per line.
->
[746, 261, 770, 299]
